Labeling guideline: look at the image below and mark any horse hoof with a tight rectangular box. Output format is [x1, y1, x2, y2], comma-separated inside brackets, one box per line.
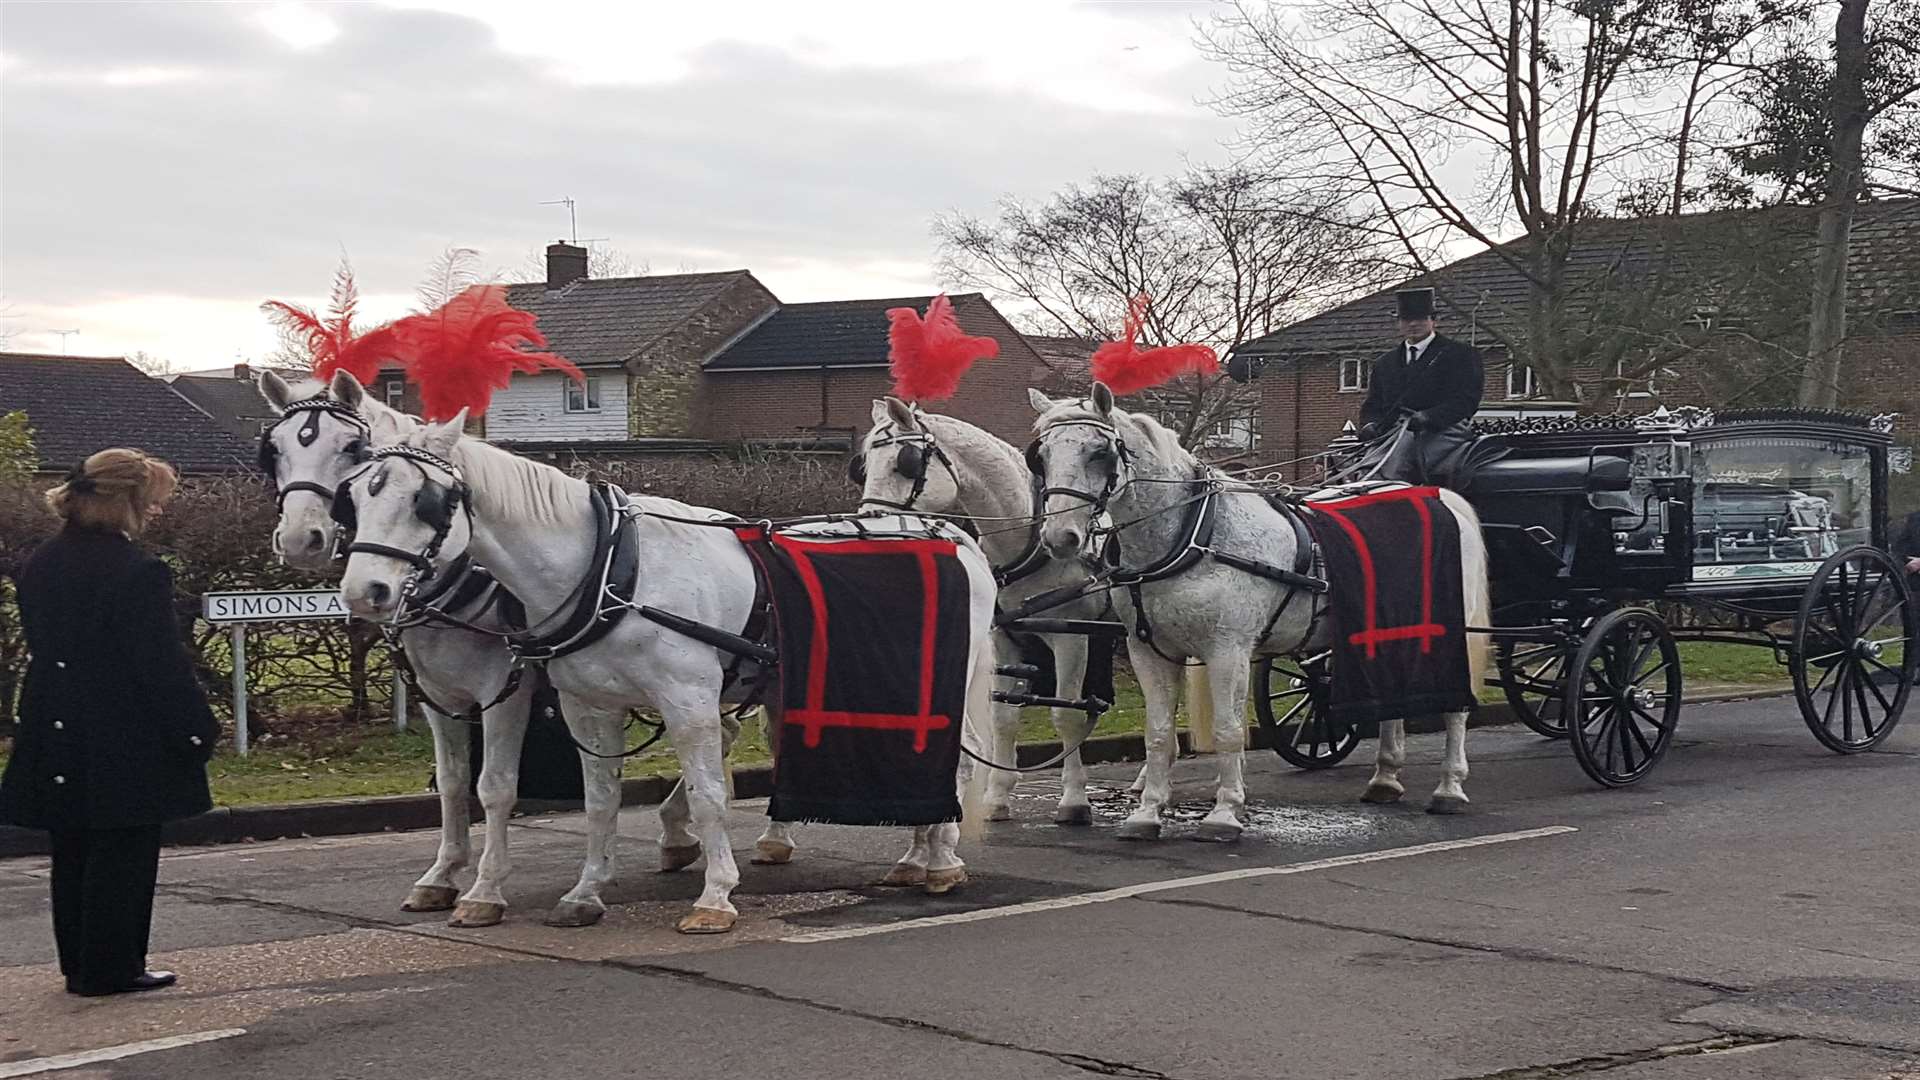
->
[659, 844, 702, 872]
[1361, 783, 1405, 805]
[1190, 822, 1243, 843]
[1054, 804, 1094, 826]
[543, 900, 606, 928]
[924, 868, 968, 895]
[676, 908, 737, 935]
[750, 840, 795, 866]
[877, 863, 929, 887]
[401, 885, 459, 913]
[1426, 794, 1470, 815]
[448, 899, 506, 928]
[1115, 819, 1162, 842]
[987, 803, 1013, 822]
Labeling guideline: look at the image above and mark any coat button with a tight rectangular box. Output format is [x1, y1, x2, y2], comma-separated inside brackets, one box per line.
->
[52, 775, 66, 785]
[190, 736, 203, 746]
[54, 661, 66, 669]
[51, 721, 62, 730]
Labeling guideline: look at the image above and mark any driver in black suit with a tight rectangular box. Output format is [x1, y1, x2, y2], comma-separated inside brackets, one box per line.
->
[1355, 288, 1487, 487]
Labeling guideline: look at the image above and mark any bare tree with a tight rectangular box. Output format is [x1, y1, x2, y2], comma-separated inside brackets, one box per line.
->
[1204, 0, 1721, 398]
[936, 168, 1391, 445]
[126, 350, 170, 377]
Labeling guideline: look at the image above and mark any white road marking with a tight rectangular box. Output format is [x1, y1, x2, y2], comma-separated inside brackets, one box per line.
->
[783, 825, 1579, 944]
[0, 1029, 246, 1077]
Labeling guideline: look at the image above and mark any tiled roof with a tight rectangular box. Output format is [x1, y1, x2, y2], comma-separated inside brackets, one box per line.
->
[0, 353, 254, 473]
[1233, 197, 1920, 359]
[503, 271, 759, 368]
[705, 293, 1048, 373]
[1024, 334, 1098, 393]
[168, 373, 280, 441]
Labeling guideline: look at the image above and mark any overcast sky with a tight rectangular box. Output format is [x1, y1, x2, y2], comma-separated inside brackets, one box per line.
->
[0, 1, 1241, 370]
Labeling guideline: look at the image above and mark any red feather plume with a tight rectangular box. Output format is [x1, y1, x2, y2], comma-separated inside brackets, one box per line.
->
[389, 284, 582, 421]
[1089, 294, 1219, 396]
[885, 294, 999, 402]
[260, 260, 404, 384]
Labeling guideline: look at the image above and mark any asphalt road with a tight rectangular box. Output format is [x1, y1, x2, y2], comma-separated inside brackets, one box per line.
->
[4, 695, 1920, 1080]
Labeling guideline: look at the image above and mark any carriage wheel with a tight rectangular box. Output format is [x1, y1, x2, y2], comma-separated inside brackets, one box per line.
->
[1566, 608, 1682, 788]
[1254, 656, 1358, 769]
[1791, 545, 1915, 754]
[1496, 638, 1573, 739]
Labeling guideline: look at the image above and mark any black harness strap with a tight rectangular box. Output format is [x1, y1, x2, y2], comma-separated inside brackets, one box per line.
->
[509, 483, 639, 663]
[991, 472, 1052, 588]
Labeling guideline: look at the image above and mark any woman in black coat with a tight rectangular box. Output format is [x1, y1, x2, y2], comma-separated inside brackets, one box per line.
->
[0, 449, 219, 997]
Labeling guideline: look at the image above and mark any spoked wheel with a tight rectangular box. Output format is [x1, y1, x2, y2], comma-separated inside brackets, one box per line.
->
[1254, 655, 1357, 769]
[1566, 608, 1683, 788]
[1496, 638, 1573, 739]
[1791, 545, 1915, 753]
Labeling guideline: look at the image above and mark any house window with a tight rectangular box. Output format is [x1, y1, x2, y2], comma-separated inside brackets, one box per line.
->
[1616, 356, 1659, 399]
[565, 375, 602, 413]
[1338, 358, 1369, 393]
[384, 379, 405, 410]
[1505, 364, 1536, 399]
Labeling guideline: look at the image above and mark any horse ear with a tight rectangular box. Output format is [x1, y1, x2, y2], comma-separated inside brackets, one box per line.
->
[885, 395, 916, 430]
[420, 409, 468, 458]
[1090, 382, 1115, 417]
[870, 398, 891, 424]
[1027, 388, 1055, 414]
[258, 370, 296, 413]
[330, 369, 367, 411]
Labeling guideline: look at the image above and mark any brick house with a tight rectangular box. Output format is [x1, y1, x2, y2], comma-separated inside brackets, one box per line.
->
[0, 352, 254, 476]
[404, 244, 1050, 451]
[701, 294, 1050, 444]
[1227, 199, 1920, 483]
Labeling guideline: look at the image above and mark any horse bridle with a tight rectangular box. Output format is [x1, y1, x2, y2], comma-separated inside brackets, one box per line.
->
[1027, 417, 1133, 519]
[852, 421, 957, 512]
[258, 397, 372, 509]
[334, 444, 473, 588]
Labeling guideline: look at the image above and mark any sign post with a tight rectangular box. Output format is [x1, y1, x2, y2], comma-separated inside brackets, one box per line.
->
[203, 590, 353, 756]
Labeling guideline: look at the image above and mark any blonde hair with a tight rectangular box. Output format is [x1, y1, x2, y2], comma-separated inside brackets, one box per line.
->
[44, 449, 179, 537]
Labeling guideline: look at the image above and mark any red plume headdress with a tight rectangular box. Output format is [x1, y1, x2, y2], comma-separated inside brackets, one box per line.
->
[1089, 294, 1218, 396]
[389, 285, 582, 421]
[885, 294, 1000, 402]
[260, 259, 404, 384]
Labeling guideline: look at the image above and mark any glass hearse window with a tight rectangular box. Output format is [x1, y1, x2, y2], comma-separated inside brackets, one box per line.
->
[1689, 434, 1872, 579]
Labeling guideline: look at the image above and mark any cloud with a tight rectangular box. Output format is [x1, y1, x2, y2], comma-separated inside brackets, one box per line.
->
[0, 1, 1239, 368]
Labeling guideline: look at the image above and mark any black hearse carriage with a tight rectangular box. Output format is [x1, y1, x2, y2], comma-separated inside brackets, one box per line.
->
[1254, 407, 1916, 788]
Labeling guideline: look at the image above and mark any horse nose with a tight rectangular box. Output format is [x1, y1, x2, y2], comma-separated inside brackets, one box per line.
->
[305, 528, 327, 554]
[364, 581, 393, 610]
[1048, 528, 1083, 556]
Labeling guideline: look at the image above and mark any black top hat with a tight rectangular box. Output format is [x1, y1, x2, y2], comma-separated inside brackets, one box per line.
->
[1395, 288, 1436, 320]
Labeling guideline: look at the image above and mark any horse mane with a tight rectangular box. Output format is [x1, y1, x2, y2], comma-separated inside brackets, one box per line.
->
[426, 431, 584, 526]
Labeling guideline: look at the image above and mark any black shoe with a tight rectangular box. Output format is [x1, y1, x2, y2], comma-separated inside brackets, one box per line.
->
[74, 970, 177, 997]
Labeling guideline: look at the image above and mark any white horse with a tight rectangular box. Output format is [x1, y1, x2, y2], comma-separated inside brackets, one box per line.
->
[1028, 385, 1491, 839]
[256, 370, 798, 928]
[853, 397, 1115, 824]
[334, 409, 999, 932]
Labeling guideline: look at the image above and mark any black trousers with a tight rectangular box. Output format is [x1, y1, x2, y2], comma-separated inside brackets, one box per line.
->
[48, 825, 162, 992]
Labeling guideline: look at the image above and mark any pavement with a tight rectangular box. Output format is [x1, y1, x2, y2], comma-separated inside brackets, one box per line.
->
[4, 696, 1920, 1079]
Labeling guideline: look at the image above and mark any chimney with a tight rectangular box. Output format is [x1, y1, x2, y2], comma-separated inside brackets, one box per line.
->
[546, 241, 589, 290]
[233, 362, 252, 381]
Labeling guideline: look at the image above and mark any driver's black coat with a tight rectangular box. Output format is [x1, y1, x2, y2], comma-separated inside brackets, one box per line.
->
[1358, 335, 1486, 432]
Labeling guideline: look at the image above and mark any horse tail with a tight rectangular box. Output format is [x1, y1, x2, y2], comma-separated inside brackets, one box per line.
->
[1440, 489, 1493, 698]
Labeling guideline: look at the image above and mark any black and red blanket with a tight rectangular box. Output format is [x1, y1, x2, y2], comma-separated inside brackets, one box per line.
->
[736, 528, 973, 826]
[1302, 486, 1475, 724]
